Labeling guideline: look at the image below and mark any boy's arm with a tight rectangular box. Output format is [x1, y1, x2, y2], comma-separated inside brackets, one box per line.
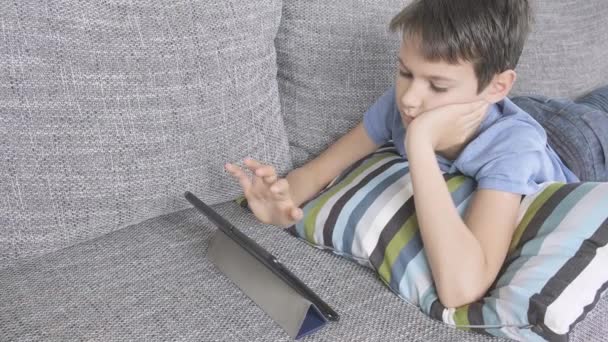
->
[286, 122, 381, 207]
[406, 132, 521, 309]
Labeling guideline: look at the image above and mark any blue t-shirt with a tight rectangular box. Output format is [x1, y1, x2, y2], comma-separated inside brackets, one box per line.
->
[363, 86, 580, 195]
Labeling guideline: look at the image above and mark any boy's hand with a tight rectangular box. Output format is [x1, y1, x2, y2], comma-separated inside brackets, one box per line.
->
[406, 101, 489, 153]
[225, 158, 304, 228]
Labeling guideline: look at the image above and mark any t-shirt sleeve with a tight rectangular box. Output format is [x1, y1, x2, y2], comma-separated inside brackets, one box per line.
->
[362, 86, 396, 145]
[474, 150, 545, 195]
[457, 124, 556, 195]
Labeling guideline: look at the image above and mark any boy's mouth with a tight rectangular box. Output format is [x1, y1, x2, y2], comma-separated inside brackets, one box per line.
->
[401, 113, 415, 123]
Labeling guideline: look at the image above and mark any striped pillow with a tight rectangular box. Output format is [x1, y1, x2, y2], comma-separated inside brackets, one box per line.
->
[236, 142, 608, 341]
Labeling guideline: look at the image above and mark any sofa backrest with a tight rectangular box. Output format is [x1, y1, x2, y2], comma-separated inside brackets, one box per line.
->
[512, 0, 608, 98]
[2, 0, 606, 267]
[0, 0, 292, 265]
[276, 0, 608, 168]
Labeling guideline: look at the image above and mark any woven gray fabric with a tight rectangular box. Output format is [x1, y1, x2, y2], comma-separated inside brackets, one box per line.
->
[511, 0, 608, 98]
[1, 200, 605, 341]
[276, 0, 608, 168]
[0, 0, 292, 264]
[276, 0, 410, 168]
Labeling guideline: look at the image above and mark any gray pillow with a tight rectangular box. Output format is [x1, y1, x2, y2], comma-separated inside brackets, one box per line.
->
[0, 0, 292, 264]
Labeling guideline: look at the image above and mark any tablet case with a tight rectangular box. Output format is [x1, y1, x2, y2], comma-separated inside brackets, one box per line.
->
[207, 229, 328, 339]
[185, 191, 335, 339]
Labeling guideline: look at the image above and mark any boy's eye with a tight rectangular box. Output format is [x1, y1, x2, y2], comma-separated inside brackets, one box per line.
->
[430, 84, 448, 93]
[399, 70, 449, 93]
[398, 70, 412, 78]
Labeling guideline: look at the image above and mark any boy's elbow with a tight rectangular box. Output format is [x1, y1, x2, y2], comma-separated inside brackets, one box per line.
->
[435, 279, 488, 309]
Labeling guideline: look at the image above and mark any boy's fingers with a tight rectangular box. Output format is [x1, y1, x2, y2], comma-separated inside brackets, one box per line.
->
[243, 157, 264, 173]
[462, 102, 489, 122]
[463, 101, 488, 114]
[255, 165, 278, 184]
[225, 163, 253, 193]
[264, 174, 278, 184]
[291, 207, 303, 221]
[270, 179, 289, 195]
[476, 101, 489, 112]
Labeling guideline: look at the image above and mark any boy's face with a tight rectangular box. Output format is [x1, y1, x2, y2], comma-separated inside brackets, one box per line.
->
[395, 36, 490, 126]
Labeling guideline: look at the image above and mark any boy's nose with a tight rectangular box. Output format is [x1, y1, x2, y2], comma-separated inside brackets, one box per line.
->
[400, 83, 423, 113]
[401, 100, 422, 119]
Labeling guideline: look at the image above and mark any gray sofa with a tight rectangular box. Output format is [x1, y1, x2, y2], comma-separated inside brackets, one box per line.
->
[1, 0, 607, 341]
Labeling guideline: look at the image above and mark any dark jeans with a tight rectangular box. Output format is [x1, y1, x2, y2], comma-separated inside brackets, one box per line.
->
[512, 85, 608, 182]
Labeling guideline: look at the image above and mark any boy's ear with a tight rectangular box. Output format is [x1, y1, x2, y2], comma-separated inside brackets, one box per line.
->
[482, 70, 517, 103]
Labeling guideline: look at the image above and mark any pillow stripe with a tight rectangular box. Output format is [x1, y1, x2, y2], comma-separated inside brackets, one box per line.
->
[450, 176, 477, 208]
[383, 217, 422, 287]
[372, 174, 474, 290]
[324, 147, 390, 189]
[369, 195, 417, 271]
[531, 259, 608, 341]
[397, 249, 434, 303]
[350, 171, 413, 258]
[501, 183, 577, 270]
[454, 305, 471, 330]
[487, 184, 607, 338]
[430, 300, 445, 322]
[496, 183, 602, 288]
[526, 183, 604, 262]
[326, 143, 399, 190]
[467, 302, 498, 336]
[324, 158, 404, 249]
[366, 171, 418, 268]
[517, 183, 581, 252]
[371, 174, 468, 261]
[368, 172, 464, 271]
[301, 154, 390, 242]
[530, 203, 608, 337]
[490, 183, 571, 292]
[446, 174, 469, 192]
[509, 183, 564, 253]
[351, 171, 414, 258]
[341, 166, 411, 256]
[531, 183, 602, 242]
[297, 152, 399, 242]
[319, 153, 402, 245]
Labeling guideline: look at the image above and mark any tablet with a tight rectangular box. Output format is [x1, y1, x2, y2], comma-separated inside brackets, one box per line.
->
[184, 191, 339, 322]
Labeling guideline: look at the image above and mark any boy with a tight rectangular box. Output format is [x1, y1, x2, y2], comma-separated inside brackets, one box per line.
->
[225, 0, 581, 308]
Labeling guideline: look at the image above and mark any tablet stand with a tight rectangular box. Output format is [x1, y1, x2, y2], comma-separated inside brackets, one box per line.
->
[207, 229, 328, 339]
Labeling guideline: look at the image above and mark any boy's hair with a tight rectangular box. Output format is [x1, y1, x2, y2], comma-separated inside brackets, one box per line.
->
[389, 0, 532, 93]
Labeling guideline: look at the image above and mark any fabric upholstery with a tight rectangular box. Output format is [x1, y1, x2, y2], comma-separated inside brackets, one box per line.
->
[2, 0, 608, 341]
[276, 0, 608, 168]
[0, 0, 292, 264]
[275, 0, 410, 168]
[2, 201, 605, 341]
[510, 0, 608, 98]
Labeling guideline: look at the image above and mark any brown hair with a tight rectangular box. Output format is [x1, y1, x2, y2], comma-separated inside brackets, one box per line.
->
[389, 0, 532, 92]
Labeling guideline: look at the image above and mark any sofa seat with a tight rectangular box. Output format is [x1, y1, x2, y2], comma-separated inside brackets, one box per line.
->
[2, 201, 606, 341]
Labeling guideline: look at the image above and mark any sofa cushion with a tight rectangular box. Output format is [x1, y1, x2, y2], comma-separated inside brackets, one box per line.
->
[275, 0, 608, 168]
[510, 0, 608, 98]
[0, 201, 512, 342]
[3, 200, 605, 341]
[278, 143, 608, 341]
[275, 0, 409, 168]
[0, 0, 292, 264]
